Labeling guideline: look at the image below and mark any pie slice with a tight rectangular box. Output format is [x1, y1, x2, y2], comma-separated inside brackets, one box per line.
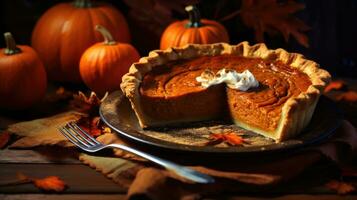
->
[120, 42, 330, 142]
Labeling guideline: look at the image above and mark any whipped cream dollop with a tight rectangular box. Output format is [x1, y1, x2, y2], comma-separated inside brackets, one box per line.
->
[196, 69, 259, 91]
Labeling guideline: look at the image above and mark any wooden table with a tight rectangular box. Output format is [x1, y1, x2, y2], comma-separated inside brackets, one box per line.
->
[0, 148, 355, 200]
[1, 79, 357, 200]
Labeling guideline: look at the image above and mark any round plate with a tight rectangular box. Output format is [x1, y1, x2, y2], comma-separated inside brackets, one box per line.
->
[99, 90, 343, 154]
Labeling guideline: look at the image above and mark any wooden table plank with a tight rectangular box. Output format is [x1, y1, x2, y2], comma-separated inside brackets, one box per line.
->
[1, 194, 357, 200]
[0, 164, 126, 194]
[0, 149, 79, 164]
[0, 194, 126, 200]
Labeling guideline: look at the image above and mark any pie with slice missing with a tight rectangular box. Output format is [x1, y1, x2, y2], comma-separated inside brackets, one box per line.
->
[120, 42, 330, 142]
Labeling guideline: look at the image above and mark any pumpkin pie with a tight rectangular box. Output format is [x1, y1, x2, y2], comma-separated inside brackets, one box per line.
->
[120, 42, 330, 142]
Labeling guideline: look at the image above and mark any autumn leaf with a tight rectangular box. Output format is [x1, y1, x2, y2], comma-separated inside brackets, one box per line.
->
[77, 116, 109, 137]
[69, 91, 107, 116]
[16, 173, 67, 192]
[336, 91, 357, 103]
[325, 180, 355, 195]
[239, 0, 309, 47]
[124, 0, 198, 36]
[207, 132, 245, 146]
[33, 176, 67, 192]
[324, 80, 346, 93]
[0, 131, 10, 149]
[224, 132, 245, 146]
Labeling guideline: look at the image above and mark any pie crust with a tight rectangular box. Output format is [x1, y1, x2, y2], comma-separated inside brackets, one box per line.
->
[120, 42, 331, 142]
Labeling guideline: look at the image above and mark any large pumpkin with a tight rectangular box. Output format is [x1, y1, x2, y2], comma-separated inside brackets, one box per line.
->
[0, 33, 47, 110]
[31, 0, 130, 82]
[160, 5, 229, 50]
[80, 25, 140, 96]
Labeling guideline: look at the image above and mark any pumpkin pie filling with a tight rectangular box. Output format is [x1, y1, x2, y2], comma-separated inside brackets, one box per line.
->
[139, 54, 312, 133]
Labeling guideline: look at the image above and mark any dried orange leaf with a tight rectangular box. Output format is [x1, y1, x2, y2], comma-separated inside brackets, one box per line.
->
[0, 131, 10, 149]
[240, 0, 309, 47]
[70, 91, 107, 114]
[77, 116, 104, 137]
[14, 173, 66, 192]
[207, 132, 245, 146]
[33, 176, 67, 192]
[324, 80, 346, 93]
[224, 132, 244, 146]
[325, 180, 355, 195]
[336, 91, 357, 102]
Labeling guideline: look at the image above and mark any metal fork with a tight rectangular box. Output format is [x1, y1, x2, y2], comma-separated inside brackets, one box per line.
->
[59, 122, 214, 184]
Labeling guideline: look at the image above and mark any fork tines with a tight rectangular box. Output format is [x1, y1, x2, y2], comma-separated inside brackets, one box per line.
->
[59, 122, 100, 150]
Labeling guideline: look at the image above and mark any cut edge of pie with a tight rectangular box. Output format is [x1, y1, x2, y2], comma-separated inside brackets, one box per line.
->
[120, 42, 331, 142]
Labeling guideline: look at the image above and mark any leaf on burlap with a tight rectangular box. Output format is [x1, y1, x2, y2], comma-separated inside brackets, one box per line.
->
[96, 133, 146, 161]
[69, 91, 107, 116]
[0, 131, 11, 149]
[8, 111, 85, 148]
[325, 180, 356, 195]
[79, 153, 143, 188]
[240, 0, 310, 47]
[77, 116, 108, 137]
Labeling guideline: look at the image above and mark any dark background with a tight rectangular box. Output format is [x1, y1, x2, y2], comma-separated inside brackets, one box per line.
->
[0, 0, 356, 78]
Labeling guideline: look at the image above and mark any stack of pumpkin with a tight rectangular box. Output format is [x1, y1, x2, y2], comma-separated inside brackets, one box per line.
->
[0, 0, 229, 110]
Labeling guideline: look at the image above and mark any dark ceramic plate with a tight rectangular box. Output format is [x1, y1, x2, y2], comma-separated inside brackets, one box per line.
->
[99, 90, 343, 154]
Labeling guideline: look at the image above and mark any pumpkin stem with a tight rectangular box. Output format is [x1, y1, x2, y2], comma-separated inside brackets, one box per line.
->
[185, 5, 202, 28]
[73, 0, 93, 8]
[3, 32, 21, 55]
[95, 25, 116, 45]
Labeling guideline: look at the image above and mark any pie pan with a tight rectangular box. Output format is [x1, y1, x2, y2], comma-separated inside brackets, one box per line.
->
[99, 90, 343, 154]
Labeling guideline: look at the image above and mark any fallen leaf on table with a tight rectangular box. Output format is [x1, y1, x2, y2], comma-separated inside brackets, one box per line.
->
[324, 80, 346, 93]
[0, 131, 10, 149]
[336, 91, 357, 103]
[325, 180, 355, 195]
[79, 153, 142, 188]
[16, 173, 67, 192]
[239, 0, 309, 47]
[8, 111, 84, 148]
[207, 132, 245, 146]
[33, 176, 67, 192]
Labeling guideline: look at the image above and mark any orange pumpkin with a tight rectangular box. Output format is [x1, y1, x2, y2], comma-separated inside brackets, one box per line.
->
[79, 25, 140, 96]
[160, 5, 229, 50]
[31, 0, 130, 83]
[0, 33, 47, 110]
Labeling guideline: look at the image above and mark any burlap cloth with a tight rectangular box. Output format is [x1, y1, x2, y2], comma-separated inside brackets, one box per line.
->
[110, 120, 357, 200]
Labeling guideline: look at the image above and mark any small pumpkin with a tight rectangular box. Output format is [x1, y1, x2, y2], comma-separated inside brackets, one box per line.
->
[79, 25, 140, 96]
[160, 5, 229, 50]
[31, 0, 131, 83]
[0, 32, 47, 110]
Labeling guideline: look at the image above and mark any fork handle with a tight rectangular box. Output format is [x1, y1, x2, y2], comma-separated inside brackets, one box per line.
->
[106, 143, 214, 184]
